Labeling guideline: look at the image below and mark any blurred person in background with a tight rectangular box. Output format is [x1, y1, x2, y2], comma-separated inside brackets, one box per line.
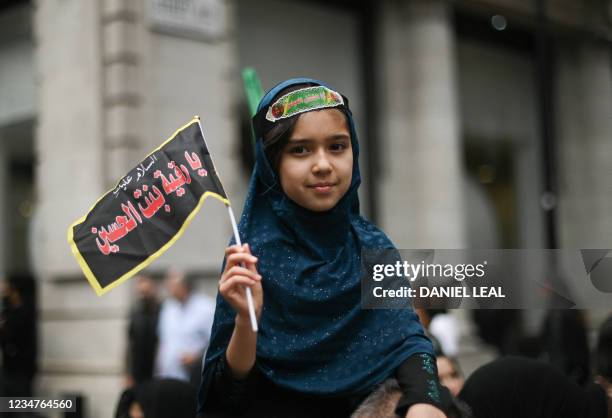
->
[436, 355, 464, 398]
[156, 269, 215, 386]
[458, 356, 608, 418]
[540, 309, 591, 386]
[594, 314, 612, 417]
[428, 310, 459, 359]
[115, 378, 197, 418]
[0, 275, 37, 397]
[416, 308, 459, 359]
[125, 272, 160, 387]
[471, 309, 520, 356]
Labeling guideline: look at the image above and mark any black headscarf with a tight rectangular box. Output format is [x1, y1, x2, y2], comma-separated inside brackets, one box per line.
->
[115, 379, 197, 418]
[458, 357, 607, 418]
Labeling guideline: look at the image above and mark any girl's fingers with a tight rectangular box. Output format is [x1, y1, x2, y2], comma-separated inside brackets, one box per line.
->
[225, 252, 258, 268]
[220, 243, 263, 317]
[245, 259, 258, 274]
[223, 266, 261, 281]
[219, 276, 260, 293]
[243, 244, 258, 273]
[225, 244, 243, 255]
[224, 243, 251, 256]
[225, 267, 257, 281]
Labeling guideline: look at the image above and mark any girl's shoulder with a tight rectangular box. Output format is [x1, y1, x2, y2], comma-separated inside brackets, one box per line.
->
[351, 216, 396, 248]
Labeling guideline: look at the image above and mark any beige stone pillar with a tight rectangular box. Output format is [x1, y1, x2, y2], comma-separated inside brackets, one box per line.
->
[377, 0, 466, 248]
[557, 43, 612, 248]
[35, 0, 130, 416]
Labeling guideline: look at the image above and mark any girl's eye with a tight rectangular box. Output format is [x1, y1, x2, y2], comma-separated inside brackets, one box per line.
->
[289, 145, 308, 154]
[330, 143, 347, 152]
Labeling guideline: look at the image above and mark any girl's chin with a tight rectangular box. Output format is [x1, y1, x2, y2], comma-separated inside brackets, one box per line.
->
[303, 198, 340, 212]
[289, 196, 339, 212]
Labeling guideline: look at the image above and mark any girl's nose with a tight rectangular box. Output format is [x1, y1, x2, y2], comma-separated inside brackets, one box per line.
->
[312, 150, 332, 174]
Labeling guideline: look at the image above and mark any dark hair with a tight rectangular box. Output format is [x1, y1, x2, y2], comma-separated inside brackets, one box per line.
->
[262, 116, 299, 171]
[261, 83, 314, 170]
[540, 310, 590, 385]
[114, 387, 135, 418]
[596, 314, 612, 379]
[182, 275, 195, 292]
[6, 274, 36, 315]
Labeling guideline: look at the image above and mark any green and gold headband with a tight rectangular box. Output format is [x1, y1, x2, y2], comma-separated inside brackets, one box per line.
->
[253, 85, 348, 138]
[265, 86, 344, 122]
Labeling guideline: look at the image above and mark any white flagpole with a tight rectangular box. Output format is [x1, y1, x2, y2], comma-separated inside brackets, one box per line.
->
[194, 116, 258, 332]
[227, 205, 258, 332]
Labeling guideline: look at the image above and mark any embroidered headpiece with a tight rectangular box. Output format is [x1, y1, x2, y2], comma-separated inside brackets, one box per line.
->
[253, 85, 349, 138]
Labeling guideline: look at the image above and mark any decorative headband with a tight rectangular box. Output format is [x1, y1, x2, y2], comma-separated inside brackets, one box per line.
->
[252, 85, 349, 138]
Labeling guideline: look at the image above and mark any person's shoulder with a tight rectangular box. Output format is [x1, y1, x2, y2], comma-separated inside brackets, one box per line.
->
[352, 216, 396, 247]
[352, 216, 386, 236]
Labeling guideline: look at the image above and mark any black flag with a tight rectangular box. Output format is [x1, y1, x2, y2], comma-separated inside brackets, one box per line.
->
[68, 118, 228, 295]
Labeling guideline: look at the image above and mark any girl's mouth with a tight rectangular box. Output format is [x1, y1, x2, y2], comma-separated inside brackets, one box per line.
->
[309, 183, 336, 193]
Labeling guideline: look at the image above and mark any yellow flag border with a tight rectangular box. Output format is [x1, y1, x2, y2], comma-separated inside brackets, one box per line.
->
[66, 118, 230, 296]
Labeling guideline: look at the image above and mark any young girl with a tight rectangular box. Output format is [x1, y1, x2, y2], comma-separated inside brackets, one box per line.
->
[198, 78, 448, 418]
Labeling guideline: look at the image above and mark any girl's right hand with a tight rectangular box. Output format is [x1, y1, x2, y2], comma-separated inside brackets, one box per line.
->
[219, 244, 263, 323]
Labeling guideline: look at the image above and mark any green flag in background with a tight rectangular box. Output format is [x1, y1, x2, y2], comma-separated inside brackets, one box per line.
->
[241, 67, 264, 151]
[242, 67, 264, 116]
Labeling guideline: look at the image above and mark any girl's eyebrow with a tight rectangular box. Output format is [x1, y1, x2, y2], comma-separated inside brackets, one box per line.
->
[288, 134, 350, 143]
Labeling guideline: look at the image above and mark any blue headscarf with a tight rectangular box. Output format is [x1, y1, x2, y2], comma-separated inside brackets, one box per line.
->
[199, 78, 432, 408]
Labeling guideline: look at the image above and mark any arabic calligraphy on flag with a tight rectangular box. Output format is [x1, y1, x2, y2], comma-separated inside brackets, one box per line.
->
[68, 118, 229, 295]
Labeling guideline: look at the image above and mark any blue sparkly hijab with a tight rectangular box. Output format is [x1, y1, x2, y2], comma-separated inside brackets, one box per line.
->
[199, 78, 432, 406]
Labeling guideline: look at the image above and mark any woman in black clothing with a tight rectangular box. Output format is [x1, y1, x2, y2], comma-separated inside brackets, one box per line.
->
[115, 378, 197, 418]
[459, 357, 609, 418]
[0, 275, 37, 397]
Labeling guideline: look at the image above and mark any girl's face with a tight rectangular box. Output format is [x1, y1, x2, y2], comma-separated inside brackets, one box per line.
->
[278, 109, 353, 212]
